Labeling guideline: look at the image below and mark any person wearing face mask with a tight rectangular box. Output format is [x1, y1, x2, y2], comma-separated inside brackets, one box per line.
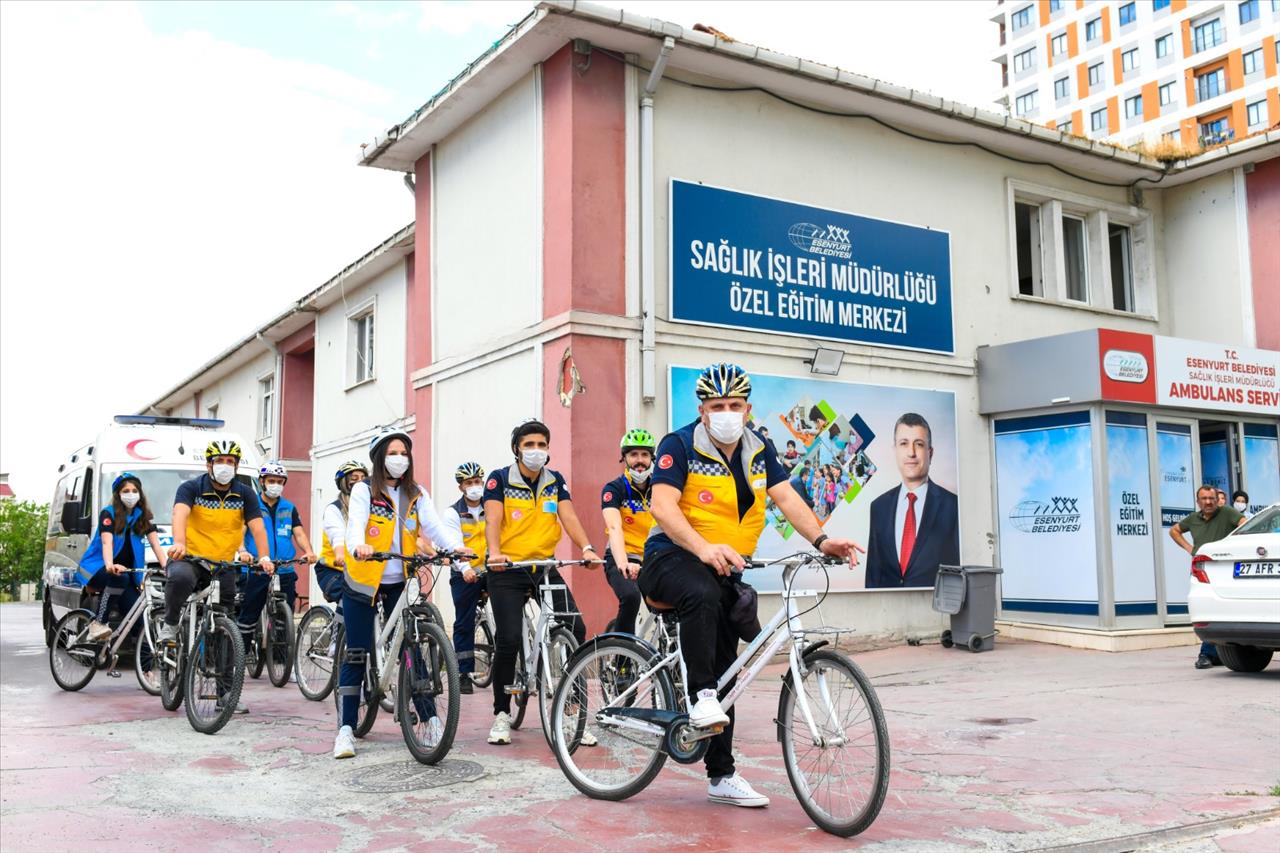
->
[1231, 490, 1251, 519]
[76, 473, 168, 642]
[440, 462, 488, 694]
[482, 418, 599, 746]
[642, 363, 865, 809]
[334, 428, 468, 760]
[316, 461, 369, 620]
[237, 462, 317, 652]
[600, 429, 657, 636]
[161, 441, 273, 652]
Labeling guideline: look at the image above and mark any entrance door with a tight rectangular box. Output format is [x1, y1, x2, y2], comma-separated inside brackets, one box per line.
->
[1198, 422, 1237, 497]
[1154, 419, 1200, 624]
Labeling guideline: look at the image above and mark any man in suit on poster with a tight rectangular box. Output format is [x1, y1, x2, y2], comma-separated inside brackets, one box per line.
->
[866, 413, 959, 588]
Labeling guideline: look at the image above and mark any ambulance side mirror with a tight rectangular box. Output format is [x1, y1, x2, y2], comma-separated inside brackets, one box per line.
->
[61, 501, 91, 536]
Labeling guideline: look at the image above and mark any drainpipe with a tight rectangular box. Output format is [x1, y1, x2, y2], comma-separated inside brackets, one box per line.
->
[640, 37, 674, 404]
[256, 332, 282, 461]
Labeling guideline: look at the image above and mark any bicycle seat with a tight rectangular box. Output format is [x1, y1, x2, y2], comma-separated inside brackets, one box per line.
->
[644, 595, 674, 611]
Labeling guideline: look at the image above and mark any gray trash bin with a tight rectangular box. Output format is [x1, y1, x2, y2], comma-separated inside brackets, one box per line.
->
[932, 565, 1003, 652]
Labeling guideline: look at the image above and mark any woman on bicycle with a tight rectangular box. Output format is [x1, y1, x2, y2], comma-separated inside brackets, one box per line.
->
[317, 460, 368, 613]
[600, 429, 656, 636]
[77, 472, 167, 642]
[333, 428, 466, 760]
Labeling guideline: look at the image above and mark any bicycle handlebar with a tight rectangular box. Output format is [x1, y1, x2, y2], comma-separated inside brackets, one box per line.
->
[364, 549, 472, 565]
[743, 553, 845, 569]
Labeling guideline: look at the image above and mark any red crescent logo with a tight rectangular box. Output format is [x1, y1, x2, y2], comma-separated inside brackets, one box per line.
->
[698, 490, 714, 504]
[603, 491, 613, 502]
[126, 439, 159, 461]
[658, 454, 674, 470]
[624, 516, 634, 524]
[487, 478, 498, 490]
[511, 510, 523, 520]
[367, 527, 378, 538]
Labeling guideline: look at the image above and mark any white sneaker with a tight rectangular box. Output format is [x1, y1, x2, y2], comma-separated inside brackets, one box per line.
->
[425, 716, 445, 747]
[580, 731, 598, 747]
[707, 773, 770, 808]
[689, 689, 730, 729]
[86, 621, 113, 643]
[333, 725, 356, 759]
[234, 699, 249, 715]
[487, 712, 512, 745]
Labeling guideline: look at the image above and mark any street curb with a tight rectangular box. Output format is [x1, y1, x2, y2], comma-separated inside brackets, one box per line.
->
[1027, 806, 1280, 852]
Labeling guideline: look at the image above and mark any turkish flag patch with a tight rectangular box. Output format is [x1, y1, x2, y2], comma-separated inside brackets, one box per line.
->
[658, 454, 674, 470]
[487, 478, 498, 490]
[698, 490, 714, 504]
[603, 491, 612, 502]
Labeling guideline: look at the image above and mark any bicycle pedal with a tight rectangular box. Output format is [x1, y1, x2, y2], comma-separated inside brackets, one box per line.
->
[693, 722, 726, 735]
[504, 686, 524, 695]
[107, 669, 122, 678]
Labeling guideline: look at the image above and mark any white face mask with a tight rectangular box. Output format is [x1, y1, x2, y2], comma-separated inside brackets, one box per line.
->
[120, 492, 140, 509]
[464, 485, 484, 502]
[212, 464, 236, 485]
[264, 483, 284, 499]
[707, 411, 746, 444]
[521, 449, 549, 472]
[1234, 501, 1247, 512]
[384, 454, 411, 478]
[629, 465, 653, 484]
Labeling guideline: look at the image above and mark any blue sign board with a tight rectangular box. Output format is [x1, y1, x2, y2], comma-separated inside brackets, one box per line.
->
[669, 180, 954, 354]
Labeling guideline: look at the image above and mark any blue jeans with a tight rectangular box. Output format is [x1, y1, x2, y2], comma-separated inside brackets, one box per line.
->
[85, 569, 140, 636]
[338, 582, 436, 729]
[449, 571, 486, 674]
[236, 572, 297, 636]
[315, 565, 345, 618]
[1199, 640, 1220, 661]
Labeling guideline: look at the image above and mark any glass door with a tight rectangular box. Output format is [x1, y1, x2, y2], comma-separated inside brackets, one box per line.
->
[1240, 422, 1280, 514]
[1154, 419, 1200, 624]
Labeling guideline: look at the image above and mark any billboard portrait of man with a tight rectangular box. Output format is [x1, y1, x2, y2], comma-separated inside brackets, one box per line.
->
[865, 413, 959, 588]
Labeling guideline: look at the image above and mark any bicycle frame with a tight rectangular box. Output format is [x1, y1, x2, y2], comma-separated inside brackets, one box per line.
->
[75, 573, 163, 669]
[491, 559, 596, 696]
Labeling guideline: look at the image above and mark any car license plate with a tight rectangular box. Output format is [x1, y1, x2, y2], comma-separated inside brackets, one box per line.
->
[1234, 561, 1279, 578]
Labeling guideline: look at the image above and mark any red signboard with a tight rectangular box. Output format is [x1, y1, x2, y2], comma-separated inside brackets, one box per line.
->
[1097, 329, 1157, 405]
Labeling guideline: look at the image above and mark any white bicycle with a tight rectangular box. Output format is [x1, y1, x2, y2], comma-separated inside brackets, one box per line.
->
[549, 553, 890, 838]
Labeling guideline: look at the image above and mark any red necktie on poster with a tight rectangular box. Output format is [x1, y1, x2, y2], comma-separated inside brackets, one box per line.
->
[900, 492, 917, 577]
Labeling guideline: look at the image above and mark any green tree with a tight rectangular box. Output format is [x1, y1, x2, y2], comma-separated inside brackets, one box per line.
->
[0, 500, 48, 589]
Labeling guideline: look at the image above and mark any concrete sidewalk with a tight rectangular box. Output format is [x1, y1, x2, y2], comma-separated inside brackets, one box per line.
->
[2, 602, 1277, 851]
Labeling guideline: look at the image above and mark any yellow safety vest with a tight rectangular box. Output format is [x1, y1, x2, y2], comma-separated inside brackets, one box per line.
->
[344, 489, 420, 597]
[451, 497, 487, 568]
[318, 498, 344, 565]
[611, 475, 653, 557]
[672, 423, 768, 556]
[497, 463, 563, 563]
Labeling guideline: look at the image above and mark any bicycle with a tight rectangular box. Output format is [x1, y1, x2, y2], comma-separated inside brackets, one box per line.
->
[293, 563, 342, 701]
[155, 557, 250, 735]
[549, 553, 890, 838]
[48, 569, 166, 695]
[485, 558, 600, 748]
[470, 588, 495, 689]
[241, 558, 304, 688]
[332, 551, 461, 764]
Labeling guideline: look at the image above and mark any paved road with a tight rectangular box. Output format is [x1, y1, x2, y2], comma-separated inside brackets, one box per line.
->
[2, 602, 1278, 851]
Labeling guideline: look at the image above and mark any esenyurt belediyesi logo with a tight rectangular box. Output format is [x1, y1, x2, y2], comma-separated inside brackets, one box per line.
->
[1010, 497, 1083, 533]
[787, 222, 852, 259]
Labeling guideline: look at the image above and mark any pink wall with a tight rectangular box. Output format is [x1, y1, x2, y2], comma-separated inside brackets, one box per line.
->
[409, 154, 434, 491]
[279, 323, 316, 462]
[1246, 158, 1280, 350]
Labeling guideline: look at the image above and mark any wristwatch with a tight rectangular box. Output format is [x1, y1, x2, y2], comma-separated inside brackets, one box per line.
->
[812, 534, 829, 550]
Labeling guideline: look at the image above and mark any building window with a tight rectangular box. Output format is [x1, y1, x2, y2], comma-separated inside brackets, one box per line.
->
[1014, 47, 1036, 73]
[1109, 223, 1135, 313]
[1159, 81, 1175, 106]
[1086, 17, 1101, 41]
[1049, 0, 1062, 12]
[1091, 106, 1108, 132]
[1247, 99, 1267, 127]
[1193, 19, 1224, 52]
[1059, 118, 1073, 134]
[1156, 34, 1172, 59]
[1239, 0, 1260, 24]
[353, 311, 375, 384]
[1122, 48, 1139, 72]
[1199, 115, 1232, 145]
[1118, 2, 1137, 26]
[1153, 0, 1171, 10]
[1125, 94, 1143, 118]
[206, 403, 219, 423]
[1054, 76, 1070, 100]
[1062, 215, 1088, 302]
[1012, 5, 1032, 29]
[1015, 90, 1039, 116]
[1243, 48, 1263, 76]
[1014, 202, 1043, 296]
[1052, 33, 1068, 55]
[258, 375, 274, 439]
[1088, 62, 1103, 86]
[1196, 67, 1226, 102]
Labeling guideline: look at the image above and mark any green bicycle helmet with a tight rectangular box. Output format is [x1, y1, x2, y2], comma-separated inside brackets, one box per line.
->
[620, 428, 657, 454]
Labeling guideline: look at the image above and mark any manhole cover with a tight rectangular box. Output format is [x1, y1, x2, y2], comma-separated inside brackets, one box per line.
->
[968, 717, 1035, 727]
[342, 759, 485, 793]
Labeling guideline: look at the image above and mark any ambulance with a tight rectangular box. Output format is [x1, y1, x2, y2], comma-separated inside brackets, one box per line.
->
[42, 415, 260, 643]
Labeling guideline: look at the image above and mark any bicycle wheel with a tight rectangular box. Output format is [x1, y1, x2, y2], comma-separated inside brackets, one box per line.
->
[471, 618, 494, 688]
[159, 629, 185, 711]
[397, 620, 460, 765]
[538, 627, 579, 748]
[332, 630, 380, 737]
[510, 646, 530, 729]
[49, 610, 99, 692]
[550, 636, 675, 801]
[294, 607, 337, 701]
[265, 600, 294, 688]
[184, 613, 245, 735]
[134, 609, 162, 696]
[778, 649, 890, 838]
[247, 613, 266, 680]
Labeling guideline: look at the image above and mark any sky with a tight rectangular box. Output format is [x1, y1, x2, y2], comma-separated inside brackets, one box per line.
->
[0, 0, 999, 502]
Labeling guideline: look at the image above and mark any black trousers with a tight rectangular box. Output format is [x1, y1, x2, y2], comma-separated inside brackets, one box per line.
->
[487, 566, 584, 716]
[638, 547, 740, 780]
[603, 553, 642, 636]
[163, 560, 236, 627]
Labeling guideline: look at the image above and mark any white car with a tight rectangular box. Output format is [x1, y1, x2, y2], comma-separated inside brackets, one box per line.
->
[1188, 503, 1280, 672]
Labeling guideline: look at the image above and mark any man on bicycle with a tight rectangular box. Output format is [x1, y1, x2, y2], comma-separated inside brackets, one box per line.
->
[238, 461, 317, 657]
[482, 419, 598, 746]
[441, 462, 488, 694]
[160, 441, 274, 653]
[600, 428, 656, 636]
[643, 363, 863, 808]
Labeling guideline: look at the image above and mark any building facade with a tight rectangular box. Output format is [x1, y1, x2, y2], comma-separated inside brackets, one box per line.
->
[992, 0, 1280, 147]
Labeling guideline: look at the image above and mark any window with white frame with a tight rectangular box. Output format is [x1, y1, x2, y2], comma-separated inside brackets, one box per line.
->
[1196, 67, 1226, 102]
[1015, 90, 1039, 116]
[1156, 34, 1173, 59]
[1086, 17, 1101, 41]
[1049, 0, 1062, 12]
[352, 310, 375, 384]
[258, 374, 274, 438]
[1247, 99, 1267, 127]
[1118, 2, 1137, 26]
[1088, 62, 1103, 86]
[1054, 76, 1070, 100]
[1125, 94, 1143, 119]
[1091, 106, 1108, 132]
[1122, 48, 1139, 72]
[1159, 81, 1175, 106]
[1193, 18, 1224, 52]
[1239, 0, 1259, 24]
[1243, 48, 1263, 76]
[1012, 5, 1032, 30]
[1014, 47, 1036, 73]
[1008, 179, 1155, 315]
[1052, 33, 1068, 55]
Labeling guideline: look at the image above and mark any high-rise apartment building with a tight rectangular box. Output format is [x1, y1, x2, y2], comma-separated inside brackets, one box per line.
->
[992, 0, 1279, 148]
